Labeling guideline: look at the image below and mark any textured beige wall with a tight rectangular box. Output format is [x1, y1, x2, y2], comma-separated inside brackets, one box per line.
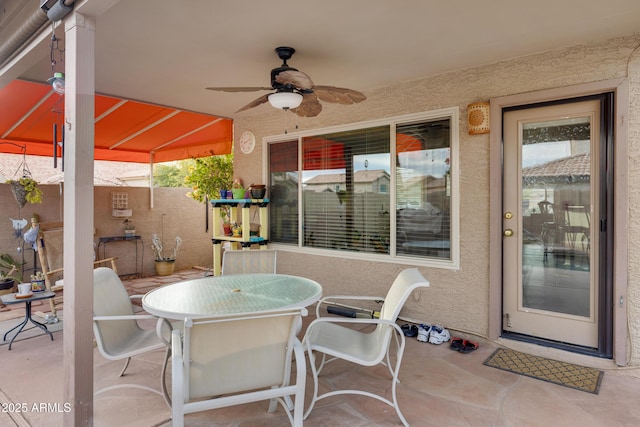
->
[0, 185, 212, 277]
[232, 34, 640, 363]
[627, 43, 640, 364]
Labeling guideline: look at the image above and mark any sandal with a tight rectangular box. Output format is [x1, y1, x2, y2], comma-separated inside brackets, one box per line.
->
[401, 324, 418, 337]
[450, 337, 464, 351]
[458, 340, 479, 354]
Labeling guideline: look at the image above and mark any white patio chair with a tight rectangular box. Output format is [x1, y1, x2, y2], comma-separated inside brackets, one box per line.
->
[92, 267, 172, 406]
[171, 307, 307, 427]
[302, 268, 430, 427]
[221, 249, 277, 274]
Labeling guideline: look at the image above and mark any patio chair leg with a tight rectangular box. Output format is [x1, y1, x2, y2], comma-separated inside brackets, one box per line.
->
[118, 357, 131, 377]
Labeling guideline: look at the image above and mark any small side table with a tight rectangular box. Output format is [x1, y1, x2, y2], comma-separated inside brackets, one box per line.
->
[97, 235, 144, 277]
[1, 290, 55, 350]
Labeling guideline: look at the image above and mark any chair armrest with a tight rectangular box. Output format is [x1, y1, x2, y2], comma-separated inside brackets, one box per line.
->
[316, 295, 385, 318]
[307, 316, 399, 328]
[94, 257, 118, 266]
[45, 267, 64, 277]
[303, 316, 405, 346]
[156, 317, 175, 347]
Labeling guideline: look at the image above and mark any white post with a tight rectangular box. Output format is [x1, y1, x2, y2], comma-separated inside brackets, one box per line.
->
[150, 152, 155, 209]
[63, 12, 96, 426]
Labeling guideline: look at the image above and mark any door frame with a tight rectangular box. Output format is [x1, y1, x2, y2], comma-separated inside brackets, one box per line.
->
[488, 78, 629, 364]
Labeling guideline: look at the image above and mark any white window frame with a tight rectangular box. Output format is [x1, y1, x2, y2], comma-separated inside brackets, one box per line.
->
[263, 107, 460, 270]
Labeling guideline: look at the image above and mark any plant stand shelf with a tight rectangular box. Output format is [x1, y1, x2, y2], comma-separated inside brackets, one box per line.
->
[210, 199, 269, 276]
[97, 235, 144, 277]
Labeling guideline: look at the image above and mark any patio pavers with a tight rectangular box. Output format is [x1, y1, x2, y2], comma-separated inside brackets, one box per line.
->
[1, 269, 640, 426]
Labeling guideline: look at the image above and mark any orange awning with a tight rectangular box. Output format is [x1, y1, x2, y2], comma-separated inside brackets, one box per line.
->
[0, 80, 233, 163]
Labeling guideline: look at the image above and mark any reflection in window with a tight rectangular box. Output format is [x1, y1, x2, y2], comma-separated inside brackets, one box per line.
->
[267, 113, 454, 263]
[302, 127, 390, 253]
[268, 140, 298, 244]
[396, 120, 451, 259]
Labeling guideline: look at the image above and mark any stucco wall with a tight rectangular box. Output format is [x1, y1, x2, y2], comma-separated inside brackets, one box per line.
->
[232, 34, 640, 364]
[627, 43, 640, 364]
[0, 185, 212, 277]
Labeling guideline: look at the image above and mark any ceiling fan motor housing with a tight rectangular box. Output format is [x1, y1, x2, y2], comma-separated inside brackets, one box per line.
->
[272, 46, 298, 90]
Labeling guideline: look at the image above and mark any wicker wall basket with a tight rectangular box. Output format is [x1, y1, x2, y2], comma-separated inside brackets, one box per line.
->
[10, 182, 28, 208]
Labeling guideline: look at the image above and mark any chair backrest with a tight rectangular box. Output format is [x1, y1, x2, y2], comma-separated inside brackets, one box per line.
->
[370, 268, 430, 352]
[180, 309, 302, 400]
[379, 268, 430, 322]
[221, 249, 277, 275]
[36, 222, 65, 285]
[566, 205, 590, 228]
[92, 267, 140, 358]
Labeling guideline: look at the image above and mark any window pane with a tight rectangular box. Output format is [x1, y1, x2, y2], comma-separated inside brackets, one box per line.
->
[269, 140, 298, 244]
[396, 119, 451, 259]
[302, 127, 391, 253]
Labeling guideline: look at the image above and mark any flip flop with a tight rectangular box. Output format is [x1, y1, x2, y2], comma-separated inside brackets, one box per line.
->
[401, 324, 418, 337]
[458, 340, 479, 354]
[450, 337, 464, 350]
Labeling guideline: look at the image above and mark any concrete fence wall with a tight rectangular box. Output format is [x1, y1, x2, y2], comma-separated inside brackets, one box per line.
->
[0, 183, 213, 279]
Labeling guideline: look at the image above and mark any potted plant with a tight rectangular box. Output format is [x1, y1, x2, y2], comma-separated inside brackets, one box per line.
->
[151, 234, 182, 276]
[30, 271, 46, 292]
[0, 253, 22, 297]
[6, 176, 43, 208]
[221, 206, 232, 236]
[123, 218, 136, 237]
[231, 178, 246, 199]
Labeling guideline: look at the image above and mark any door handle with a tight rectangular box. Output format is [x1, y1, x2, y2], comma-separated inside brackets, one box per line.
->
[503, 229, 513, 237]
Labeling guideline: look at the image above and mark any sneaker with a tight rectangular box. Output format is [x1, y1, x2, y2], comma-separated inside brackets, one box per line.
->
[428, 325, 450, 344]
[417, 324, 431, 342]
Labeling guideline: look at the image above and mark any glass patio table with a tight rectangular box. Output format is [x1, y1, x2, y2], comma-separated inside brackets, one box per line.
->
[142, 273, 323, 320]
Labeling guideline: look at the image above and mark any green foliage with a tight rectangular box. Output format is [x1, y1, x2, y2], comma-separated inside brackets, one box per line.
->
[7, 177, 43, 204]
[153, 161, 193, 187]
[0, 253, 22, 282]
[184, 154, 234, 202]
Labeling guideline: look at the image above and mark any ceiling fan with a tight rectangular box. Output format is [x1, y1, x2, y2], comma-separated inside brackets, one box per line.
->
[206, 47, 366, 117]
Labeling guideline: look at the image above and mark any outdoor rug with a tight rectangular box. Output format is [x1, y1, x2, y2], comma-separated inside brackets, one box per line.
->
[483, 348, 603, 394]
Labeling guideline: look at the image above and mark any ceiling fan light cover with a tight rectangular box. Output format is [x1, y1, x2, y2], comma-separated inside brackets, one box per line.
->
[268, 92, 303, 110]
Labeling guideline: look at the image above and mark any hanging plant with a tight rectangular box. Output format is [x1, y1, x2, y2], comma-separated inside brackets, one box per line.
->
[6, 177, 43, 207]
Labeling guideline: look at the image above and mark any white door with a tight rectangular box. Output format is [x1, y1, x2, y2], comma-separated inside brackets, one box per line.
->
[502, 100, 601, 348]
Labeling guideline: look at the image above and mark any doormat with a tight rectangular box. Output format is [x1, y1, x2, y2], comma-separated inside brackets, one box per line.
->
[483, 348, 603, 394]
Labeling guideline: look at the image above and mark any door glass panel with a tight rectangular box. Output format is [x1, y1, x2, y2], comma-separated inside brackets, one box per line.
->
[521, 117, 591, 317]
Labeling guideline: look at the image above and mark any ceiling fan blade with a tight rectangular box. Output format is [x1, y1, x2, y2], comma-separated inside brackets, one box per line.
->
[293, 93, 322, 117]
[236, 93, 271, 113]
[206, 86, 272, 92]
[275, 70, 315, 90]
[313, 86, 367, 104]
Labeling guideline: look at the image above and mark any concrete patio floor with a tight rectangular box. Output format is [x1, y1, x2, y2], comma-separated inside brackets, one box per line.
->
[1, 269, 640, 426]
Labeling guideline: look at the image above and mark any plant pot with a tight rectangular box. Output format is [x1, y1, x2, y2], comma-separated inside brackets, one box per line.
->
[124, 230, 136, 237]
[250, 188, 266, 199]
[232, 188, 246, 199]
[31, 279, 45, 292]
[9, 182, 28, 208]
[222, 223, 232, 236]
[0, 278, 15, 296]
[155, 259, 176, 276]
